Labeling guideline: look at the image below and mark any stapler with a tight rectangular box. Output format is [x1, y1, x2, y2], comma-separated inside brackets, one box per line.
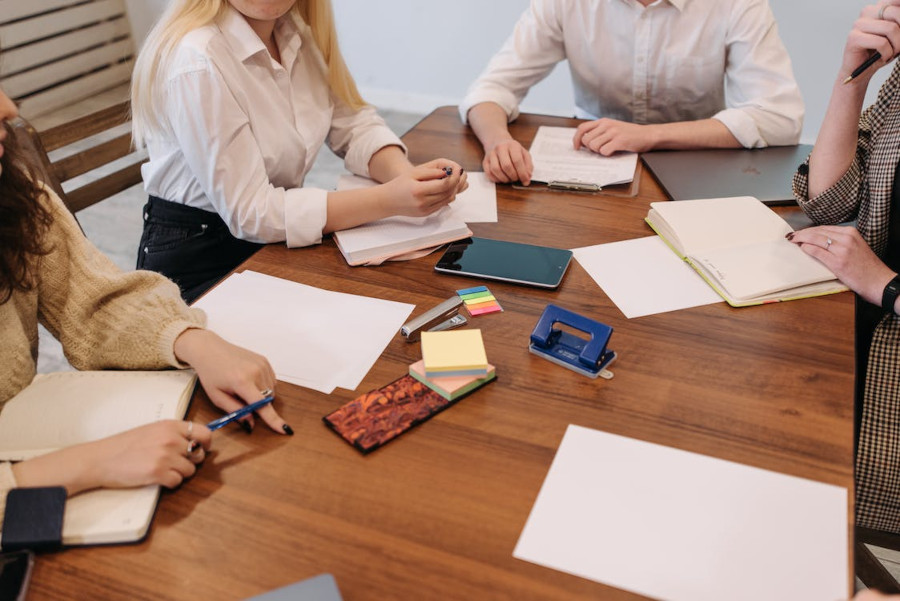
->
[529, 304, 616, 379]
[401, 296, 467, 342]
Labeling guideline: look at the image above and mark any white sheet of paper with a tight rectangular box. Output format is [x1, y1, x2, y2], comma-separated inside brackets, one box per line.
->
[193, 271, 414, 393]
[337, 172, 498, 223]
[529, 126, 638, 186]
[572, 237, 722, 318]
[514, 425, 849, 601]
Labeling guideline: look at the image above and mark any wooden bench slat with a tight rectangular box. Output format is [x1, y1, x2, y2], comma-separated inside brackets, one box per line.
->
[40, 101, 131, 150]
[0, 0, 85, 25]
[15, 62, 132, 119]
[65, 164, 146, 213]
[1, 19, 131, 76]
[0, 0, 127, 49]
[52, 135, 136, 181]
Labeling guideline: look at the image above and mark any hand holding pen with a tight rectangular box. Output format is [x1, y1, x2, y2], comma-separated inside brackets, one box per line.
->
[843, 2, 900, 84]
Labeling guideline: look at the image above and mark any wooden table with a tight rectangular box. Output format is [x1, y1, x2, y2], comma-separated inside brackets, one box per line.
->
[31, 107, 855, 600]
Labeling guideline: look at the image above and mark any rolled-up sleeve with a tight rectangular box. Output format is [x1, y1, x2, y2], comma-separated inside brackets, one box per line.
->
[327, 101, 406, 178]
[714, 0, 804, 148]
[0, 463, 16, 529]
[459, 0, 566, 123]
[164, 65, 329, 248]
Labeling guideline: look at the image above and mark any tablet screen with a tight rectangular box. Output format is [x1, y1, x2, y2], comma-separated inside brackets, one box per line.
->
[434, 237, 573, 289]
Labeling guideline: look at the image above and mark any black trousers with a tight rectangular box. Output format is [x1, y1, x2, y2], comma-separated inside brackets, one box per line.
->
[137, 197, 264, 304]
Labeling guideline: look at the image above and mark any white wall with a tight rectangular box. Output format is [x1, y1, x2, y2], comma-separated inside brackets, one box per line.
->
[126, 0, 889, 143]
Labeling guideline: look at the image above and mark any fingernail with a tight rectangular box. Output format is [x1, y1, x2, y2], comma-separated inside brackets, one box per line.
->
[785, 232, 795, 241]
[239, 420, 253, 434]
[460, 167, 465, 175]
[282, 423, 294, 436]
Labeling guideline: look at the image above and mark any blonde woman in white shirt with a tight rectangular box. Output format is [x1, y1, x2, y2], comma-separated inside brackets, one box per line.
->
[462, 0, 805, 186]
[132, 0, 467, 302]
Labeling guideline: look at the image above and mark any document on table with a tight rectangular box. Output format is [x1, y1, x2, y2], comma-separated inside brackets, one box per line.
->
[572, 237, 722, 318]
[193, 271, 414, 394]
[514, 425, 849, 601]
[529, 126, 638, 187]
[337, 172, 498, 223]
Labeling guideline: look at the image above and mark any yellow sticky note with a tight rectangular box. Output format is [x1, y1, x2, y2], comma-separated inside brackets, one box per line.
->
[420, 329, 488, 377]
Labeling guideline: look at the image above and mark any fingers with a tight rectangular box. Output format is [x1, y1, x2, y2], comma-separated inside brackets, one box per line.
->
[483, 141, 532, 184]
[234, 379, 292, 435]
[573, 121, 600, 150]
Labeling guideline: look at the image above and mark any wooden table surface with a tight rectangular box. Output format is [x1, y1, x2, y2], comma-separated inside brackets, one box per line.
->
[30, 107, 855, 600]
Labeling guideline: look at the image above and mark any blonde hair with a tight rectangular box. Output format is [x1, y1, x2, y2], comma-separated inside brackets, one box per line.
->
[131, 0, 365, 146]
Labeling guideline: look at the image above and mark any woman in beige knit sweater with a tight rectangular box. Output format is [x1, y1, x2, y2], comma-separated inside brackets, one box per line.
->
[0, 85, 290, 515]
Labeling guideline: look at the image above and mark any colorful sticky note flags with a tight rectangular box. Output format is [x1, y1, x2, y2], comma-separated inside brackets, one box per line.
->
[457, 286, 503, 316]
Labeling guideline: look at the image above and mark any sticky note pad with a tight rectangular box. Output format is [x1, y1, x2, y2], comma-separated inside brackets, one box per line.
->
[457, 286, 503, 316]
[421, 329, 489, 378]
[409, 360, 496, 401]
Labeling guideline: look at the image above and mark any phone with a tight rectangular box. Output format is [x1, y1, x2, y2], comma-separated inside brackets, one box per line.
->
[434, 237, 573, 289]
[0, 551, 34, 601]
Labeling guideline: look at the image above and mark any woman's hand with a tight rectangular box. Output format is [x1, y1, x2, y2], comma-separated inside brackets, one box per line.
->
[483, 138, 534, 185]
[841, 2, 900, 84]
[788, 225, 897, 306]
[12, 420, 212, 495]
[853, 591, 900, 600]
[173, 329, 291, 435]
[382, 159, 468, 217]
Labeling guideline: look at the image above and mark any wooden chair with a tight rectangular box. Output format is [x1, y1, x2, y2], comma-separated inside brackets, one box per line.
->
[10, 100, 147, 215]
[857, 526, 900, 594]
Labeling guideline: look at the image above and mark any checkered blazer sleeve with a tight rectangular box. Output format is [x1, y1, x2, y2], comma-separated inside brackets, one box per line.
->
[793, 63, 900, 225]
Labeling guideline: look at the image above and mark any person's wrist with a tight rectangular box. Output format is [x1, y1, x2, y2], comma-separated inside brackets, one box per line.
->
[881, 272, 900, 315]
[173, 328, 214, 367]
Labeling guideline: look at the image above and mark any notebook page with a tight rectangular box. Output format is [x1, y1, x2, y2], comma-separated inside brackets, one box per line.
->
[650, 196, 792, 256]
[529, 127, 637, 186]
[0, 371, 196, 461]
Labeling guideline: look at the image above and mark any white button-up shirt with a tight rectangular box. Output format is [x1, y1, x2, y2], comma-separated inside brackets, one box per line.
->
[141, 6, 404, 247]
[460, 0, 804, 148]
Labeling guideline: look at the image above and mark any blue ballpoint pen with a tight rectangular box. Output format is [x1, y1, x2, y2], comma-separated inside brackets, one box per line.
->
[207, 396, 275, 431]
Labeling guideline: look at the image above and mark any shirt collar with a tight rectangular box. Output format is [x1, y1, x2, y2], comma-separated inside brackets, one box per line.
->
[219, 4, 302, 64]
[611, 0, 687, 11]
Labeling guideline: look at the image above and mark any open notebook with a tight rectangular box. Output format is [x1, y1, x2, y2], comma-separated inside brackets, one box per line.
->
[0, 370, 197, 545]
[645, 196, 848, 306]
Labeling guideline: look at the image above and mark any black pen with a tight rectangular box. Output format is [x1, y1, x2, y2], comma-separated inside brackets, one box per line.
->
[843, 52, 882, 84]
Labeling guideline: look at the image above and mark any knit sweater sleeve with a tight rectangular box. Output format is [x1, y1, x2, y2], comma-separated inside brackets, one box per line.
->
[37, 190, 206, 369]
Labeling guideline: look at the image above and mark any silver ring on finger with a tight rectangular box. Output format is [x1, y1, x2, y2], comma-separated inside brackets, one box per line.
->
[879, 4, 888, 19]
[186, 421, 193, 438]
[825, 237, 833, 250]
[259, 388, 273, 399]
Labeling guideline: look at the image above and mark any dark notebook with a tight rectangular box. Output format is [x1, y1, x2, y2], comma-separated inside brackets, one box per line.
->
[642, 144, 813, 205]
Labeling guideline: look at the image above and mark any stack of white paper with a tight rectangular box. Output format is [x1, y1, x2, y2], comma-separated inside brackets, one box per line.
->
[529, 127, 638, 187]
[337, 172, 498, 224]
[573, 237, 722, 318]
[514, 425, 849, 601]
[193, 271, 414, 393]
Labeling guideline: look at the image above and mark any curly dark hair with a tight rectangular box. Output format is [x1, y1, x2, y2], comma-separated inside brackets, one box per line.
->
[0, 121, 53, 304]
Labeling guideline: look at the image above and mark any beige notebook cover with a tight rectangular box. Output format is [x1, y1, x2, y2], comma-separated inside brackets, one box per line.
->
[645, 196, 848, 306]
[0, 370, 197, 545]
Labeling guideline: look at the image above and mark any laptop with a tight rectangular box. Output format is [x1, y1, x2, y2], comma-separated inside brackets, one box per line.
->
[641, 144, 813, 205]
[245, 574, 343, 601]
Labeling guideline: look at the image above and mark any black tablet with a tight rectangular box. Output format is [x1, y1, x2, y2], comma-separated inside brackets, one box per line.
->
[434, 237, 573, 289]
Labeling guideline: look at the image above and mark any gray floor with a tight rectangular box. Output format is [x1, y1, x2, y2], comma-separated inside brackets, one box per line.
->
[32, 94, 425, 374]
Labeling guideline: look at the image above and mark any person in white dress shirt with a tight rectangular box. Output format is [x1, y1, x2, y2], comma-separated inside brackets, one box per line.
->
[131, 0, 468, 302]
[461, 0, 805, 186]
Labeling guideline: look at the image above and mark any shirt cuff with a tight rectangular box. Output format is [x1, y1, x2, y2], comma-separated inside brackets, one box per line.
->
[344, 129, 407, 179]
[792, 155, 862, 224]
[284, 187, 328, 248]
[712, 108, 766, 149]
[0, 462, 18, 529]
[459, 85, 521, 124]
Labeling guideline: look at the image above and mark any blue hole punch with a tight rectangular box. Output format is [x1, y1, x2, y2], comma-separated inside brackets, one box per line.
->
[529, 304, 616, 379]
